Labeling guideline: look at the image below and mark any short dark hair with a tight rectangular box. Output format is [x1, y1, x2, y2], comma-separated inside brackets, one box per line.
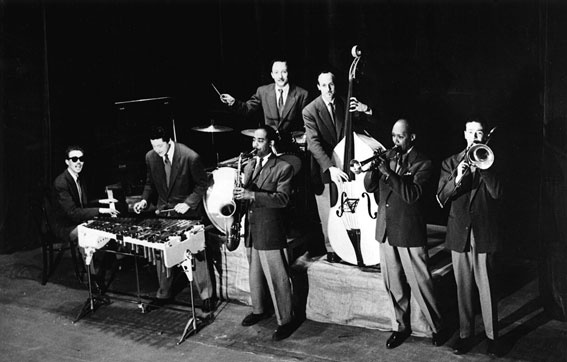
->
[317, 71, 335, 84]
[465, 116, 488, 130]
[65, 145, 84, 158]
[257, 125, 278, 143]
[149, 126, 171, 142]
[271, 59, 288, 67]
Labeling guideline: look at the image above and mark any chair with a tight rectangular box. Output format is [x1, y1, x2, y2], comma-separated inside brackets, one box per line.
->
[36, 192, 84, 285]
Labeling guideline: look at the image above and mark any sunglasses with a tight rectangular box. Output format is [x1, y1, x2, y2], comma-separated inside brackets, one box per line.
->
[68, 156, 85, 162]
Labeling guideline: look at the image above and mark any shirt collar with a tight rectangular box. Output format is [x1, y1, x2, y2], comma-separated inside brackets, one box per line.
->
[256, 153, 272, 166]
[67, 168, 79, 182]
[275, 84, 290, 99]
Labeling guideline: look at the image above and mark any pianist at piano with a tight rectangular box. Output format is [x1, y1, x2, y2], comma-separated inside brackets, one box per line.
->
[52, 145, 119, 280]
[132, 126, 217, 312]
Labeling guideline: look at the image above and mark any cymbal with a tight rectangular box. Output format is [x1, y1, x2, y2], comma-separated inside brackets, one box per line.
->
[240, 129, 256, 137]
[192, 124, 233, 133]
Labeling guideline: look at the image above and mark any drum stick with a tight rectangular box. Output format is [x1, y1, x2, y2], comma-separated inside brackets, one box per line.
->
[211, 83, 222, 97]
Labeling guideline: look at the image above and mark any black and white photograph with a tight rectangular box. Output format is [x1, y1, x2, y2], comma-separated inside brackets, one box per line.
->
[1, 0, 566, 361]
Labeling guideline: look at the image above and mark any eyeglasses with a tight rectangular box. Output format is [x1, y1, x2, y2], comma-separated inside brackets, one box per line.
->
[68, 156, 85, 162]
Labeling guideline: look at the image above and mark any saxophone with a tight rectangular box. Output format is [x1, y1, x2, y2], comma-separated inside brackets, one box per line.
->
[224, 149, 256, 251]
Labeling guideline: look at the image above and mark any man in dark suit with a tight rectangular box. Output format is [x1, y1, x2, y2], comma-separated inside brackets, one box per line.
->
[437, 118, 503, 357]
[220, 60, 309, 146]
[302, 71, 372, 254]
[133, 127, 216, 312]
[233, 126, 297, 341]
[364, 119, 443, 349]
[52, 146, 119, 278]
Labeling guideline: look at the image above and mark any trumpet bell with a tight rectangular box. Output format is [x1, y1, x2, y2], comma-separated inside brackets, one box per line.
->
[349, 159, 363, 174]
[467, 143, 494, 170]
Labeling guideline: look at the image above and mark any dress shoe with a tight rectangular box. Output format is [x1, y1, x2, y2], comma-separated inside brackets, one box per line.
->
[386, 331, 411, 349]
[453, 337, 472, 355]
[432, 329, 450, 347]
[272, 320, 298, 341]
[487, 339, 500, 358]
[241, 312, 270, 326]
[201, 297, 218, 313]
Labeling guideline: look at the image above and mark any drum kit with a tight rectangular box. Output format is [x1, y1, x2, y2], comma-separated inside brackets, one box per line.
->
[193, 120, 306, 238]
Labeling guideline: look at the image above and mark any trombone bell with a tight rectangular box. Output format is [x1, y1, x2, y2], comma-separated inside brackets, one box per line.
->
[466, 143, 494, 170]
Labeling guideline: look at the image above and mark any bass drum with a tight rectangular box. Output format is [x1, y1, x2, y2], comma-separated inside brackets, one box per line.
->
[204, 167, 238, 235]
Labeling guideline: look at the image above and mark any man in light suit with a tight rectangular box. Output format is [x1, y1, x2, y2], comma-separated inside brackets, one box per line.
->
[437, 118, 503, 357]
[220, 60, 309, 147]
[52, 146, 119, 281]
[364, 119, 444, 349]
[133, 126, 216, 312]
[233, 126, 297, 341]
[302, 71, 372, 255]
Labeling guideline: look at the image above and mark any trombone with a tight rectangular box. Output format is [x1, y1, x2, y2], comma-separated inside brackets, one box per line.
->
[454, 127, 497, 186]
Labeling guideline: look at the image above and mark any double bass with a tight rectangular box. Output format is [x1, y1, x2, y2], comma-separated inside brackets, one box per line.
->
[328, 46, 384, 267]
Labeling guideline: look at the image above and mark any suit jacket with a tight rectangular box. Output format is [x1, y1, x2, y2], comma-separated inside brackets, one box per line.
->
[437, 151, 503, 253]
[141, 142, 209, 217]
[302, 95, 346, 192]
[243, 154, 293, 250]
[233, 83, 309, 134]
[52, 169, 100, 241]
[364, 148, 432, 248]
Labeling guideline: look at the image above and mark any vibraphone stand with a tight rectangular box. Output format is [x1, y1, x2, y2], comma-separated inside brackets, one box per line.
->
[177, 250, 209, 344]
[73, 248, 111, 323]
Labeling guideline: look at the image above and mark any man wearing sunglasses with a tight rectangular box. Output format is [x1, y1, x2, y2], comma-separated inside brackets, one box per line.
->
[52, 146, 119, 285]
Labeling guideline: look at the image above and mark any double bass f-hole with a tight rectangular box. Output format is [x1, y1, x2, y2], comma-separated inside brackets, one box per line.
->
[335, 190, 375, 219]
[361, 192, 377, 219]
[336, 191, 360, 218]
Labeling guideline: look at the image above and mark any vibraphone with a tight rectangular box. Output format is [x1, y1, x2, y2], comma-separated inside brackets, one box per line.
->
[75, 216, 206, 343]
[78, 217, 205, 269]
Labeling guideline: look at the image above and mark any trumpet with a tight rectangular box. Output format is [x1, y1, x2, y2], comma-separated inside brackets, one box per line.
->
[349, 146, 400, 174]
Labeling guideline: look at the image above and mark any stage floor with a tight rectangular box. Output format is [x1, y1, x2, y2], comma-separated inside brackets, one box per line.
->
[1, 242, 565, 362]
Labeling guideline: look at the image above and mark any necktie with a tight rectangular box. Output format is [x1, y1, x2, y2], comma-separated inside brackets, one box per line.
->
[395, 154, 406, 175]
[277, 88, 284, 118]
[252, 157, 263, 181]
[164, 154, 171, 186]
[327, 102, 335, 123]
[76, 177, 83, 207]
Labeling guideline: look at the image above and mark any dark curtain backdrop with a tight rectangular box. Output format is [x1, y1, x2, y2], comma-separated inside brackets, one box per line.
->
[1, 1, 565, 311]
